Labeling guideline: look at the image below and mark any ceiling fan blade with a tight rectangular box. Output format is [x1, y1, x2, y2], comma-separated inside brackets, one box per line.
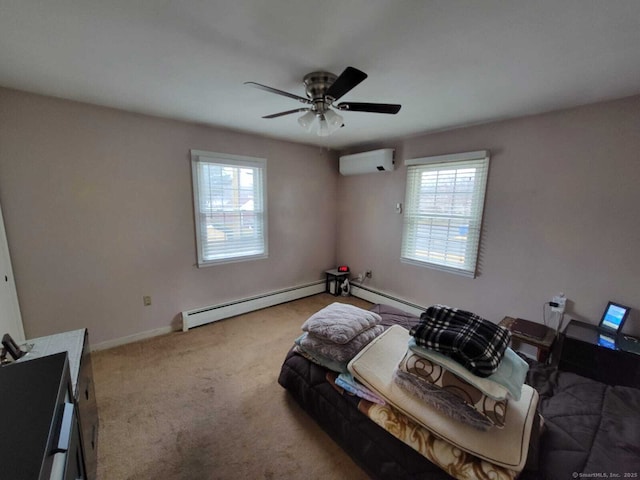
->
[337, 102, 402, 114]
[324, 67, 368, 101]
[244, 82, 311, 104]
[262, 108, 310, 119]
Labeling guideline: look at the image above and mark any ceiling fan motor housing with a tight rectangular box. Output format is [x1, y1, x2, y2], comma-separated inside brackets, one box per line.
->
[303, 71, 337, 113]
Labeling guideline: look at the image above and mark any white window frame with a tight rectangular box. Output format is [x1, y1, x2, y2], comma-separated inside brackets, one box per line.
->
[190, 150, 268, 267]
[401, 150, 490, 278]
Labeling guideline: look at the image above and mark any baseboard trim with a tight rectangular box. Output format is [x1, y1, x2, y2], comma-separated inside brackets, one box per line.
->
[181, 280, 325, 331]
[350, 283, 425, 316]
[92, 326, 174, 352]
[92, 281, 421, 351]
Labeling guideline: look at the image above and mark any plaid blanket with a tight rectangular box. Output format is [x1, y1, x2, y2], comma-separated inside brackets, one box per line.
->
[409, 305, 511, 377]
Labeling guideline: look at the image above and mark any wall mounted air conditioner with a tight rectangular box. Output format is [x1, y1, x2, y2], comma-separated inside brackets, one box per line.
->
[339, 148, 395, 176]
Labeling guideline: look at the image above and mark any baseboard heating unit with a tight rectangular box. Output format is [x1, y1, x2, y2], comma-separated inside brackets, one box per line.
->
[349, 283, 425, 317]
[181, 281, 325, 331]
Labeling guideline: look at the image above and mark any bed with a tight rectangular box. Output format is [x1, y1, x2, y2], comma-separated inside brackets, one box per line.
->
[278, 304, 640, 480]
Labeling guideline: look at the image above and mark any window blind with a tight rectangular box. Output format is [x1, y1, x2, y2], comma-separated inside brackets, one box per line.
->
[191, 150, 267, 267]
[401, 151, 489, 277]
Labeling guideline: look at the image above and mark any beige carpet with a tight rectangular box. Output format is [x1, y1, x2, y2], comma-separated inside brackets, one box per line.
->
[93, 294, 373, 479]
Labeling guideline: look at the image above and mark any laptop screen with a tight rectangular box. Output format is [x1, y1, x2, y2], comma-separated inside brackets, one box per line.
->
[598, 302, 630, 334]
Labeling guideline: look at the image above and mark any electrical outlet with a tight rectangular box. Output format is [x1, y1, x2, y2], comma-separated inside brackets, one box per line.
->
[143, 295, 152, 306]
[551, 293, 566, 313]
[365, 270, 372, 279]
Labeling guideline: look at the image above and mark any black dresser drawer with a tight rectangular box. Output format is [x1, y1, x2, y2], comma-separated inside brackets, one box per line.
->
[64, 415, 86, 480]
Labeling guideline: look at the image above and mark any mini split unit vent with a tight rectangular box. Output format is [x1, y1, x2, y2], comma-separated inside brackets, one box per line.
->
[339, 148, 395, 175]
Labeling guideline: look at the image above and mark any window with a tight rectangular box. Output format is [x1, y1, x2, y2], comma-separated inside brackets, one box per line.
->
[191, 150, 267, 267]
[401, 150, 490, 277]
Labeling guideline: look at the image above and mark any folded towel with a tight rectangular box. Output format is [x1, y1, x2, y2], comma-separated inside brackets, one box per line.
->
[336, 373, 386, 405]
[298, 325, 384, 363]
[301, 302, 381, 344]
[409, 338, 527, 400]
[410, 305, 511, 377]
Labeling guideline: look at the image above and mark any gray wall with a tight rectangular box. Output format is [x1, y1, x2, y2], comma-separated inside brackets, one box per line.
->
[336, 94, 640, 336]
[0, 88, 338, 344]
[2, 88, 639, 346]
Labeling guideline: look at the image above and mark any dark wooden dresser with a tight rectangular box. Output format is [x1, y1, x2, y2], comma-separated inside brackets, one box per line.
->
[558, 320, 640, 388]
[18, 329, 98, 479]
[0, 352, 86, 479]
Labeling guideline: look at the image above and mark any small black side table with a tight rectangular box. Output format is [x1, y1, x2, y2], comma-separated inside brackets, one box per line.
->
[558, 320, 640, 387]
[325, 269, 349, 296]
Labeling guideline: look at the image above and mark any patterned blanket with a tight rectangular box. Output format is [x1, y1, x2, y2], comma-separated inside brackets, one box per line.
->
[410, 305, 510, 377]
[327, 372, 517, 480]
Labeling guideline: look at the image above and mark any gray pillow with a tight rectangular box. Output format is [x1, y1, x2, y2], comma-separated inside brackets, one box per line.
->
[301, 302, 381, 344]
[298, 325, 384, 362]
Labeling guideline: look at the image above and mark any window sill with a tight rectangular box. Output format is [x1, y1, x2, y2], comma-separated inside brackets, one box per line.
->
[400, 257, 476, 278]
[197, 252, 268, 268]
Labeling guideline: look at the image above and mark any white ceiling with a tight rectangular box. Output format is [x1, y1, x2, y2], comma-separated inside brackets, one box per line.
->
[1, 0, 639, 150]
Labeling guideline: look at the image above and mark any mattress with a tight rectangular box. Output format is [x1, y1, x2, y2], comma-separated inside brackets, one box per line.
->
[277, 303, 640, 480]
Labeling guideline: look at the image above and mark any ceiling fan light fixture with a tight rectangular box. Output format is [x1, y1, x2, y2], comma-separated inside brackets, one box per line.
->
[317, 115, 330, 137]
[297, 110, 315, 132]
[323, 109, 344, 134]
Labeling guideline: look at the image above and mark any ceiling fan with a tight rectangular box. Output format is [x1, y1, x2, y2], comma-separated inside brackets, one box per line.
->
[245, 66, 401, 137]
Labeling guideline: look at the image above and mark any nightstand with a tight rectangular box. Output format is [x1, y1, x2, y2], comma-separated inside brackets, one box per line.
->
[500, 316, 556, 363]
[325, 269, 349, 296]
[558, 320, 640, 387]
